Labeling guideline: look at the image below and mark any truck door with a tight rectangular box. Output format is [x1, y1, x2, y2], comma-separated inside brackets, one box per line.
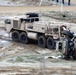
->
[5, 19, 12, 32]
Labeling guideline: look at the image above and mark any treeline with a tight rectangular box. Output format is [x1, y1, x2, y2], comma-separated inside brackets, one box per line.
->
[52, 0, 71, 5]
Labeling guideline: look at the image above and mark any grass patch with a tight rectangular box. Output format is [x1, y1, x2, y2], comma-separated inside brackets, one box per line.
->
[15, 57, 24, 62]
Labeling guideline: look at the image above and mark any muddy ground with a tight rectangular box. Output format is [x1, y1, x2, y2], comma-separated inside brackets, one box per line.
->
[0, 8, 76, 75]
[0, 29, 76, 75]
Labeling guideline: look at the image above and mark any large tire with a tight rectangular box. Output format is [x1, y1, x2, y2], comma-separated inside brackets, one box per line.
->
[12, 31, 19, 42]
[19, 32, 28, 44]
[38, 36, 46, 48]
[74, 37, 76, 49]
[47, 37, 54, 49]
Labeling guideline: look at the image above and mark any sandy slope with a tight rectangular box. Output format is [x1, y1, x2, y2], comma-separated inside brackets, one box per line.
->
[0, 6, 76, 14]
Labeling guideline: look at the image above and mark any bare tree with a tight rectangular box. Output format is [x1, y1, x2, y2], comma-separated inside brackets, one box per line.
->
[62, 0, 64, 4]
[56, 0, 59, 2]
[68, 0, 71, 5]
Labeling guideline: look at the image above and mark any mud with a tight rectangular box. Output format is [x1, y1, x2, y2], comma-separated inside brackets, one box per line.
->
[0, 8, 76, 75]
[0, 29, 75, 75]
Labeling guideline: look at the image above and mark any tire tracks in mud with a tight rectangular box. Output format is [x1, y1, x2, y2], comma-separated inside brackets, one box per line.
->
[0, 35, 39, 61]
[0, 32, 76, 75]
[0, 65, 76, 75]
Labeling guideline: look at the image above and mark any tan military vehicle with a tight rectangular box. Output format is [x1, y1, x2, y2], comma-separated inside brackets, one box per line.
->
[5, 13, 66, 49]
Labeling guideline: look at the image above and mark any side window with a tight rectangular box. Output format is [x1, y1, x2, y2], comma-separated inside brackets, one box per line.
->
[28, 26, 33, 29]
[53, 28, 59, 33]
[5, 19, 11, 24]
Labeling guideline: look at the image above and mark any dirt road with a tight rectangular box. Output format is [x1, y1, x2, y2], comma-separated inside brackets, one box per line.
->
[0, 6, 76, 75]
[0, 30, 76, 75]
[0, 6, 76, 14]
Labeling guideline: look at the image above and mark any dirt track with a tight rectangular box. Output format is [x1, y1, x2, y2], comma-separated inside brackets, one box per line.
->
[0, 6, 76, 75]
[0, 6, 76, 14]
[0, 30, 76, 75]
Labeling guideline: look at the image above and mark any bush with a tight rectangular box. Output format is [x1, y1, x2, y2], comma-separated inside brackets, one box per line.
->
[15, 57, 24, 62]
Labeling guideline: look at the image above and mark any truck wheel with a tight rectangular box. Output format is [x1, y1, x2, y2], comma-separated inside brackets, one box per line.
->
[38, 36, 46, 48]
[74, 37, 76, 49]
[47, 37, 54, 49]
[12, 31, 19, 42]
[19, 32, 28, 44]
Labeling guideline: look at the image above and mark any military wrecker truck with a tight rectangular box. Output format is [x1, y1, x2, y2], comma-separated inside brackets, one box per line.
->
[4, 13, 67, 49]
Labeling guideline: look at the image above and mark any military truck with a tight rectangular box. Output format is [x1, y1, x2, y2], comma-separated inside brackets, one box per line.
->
[4, 13, 66, 49]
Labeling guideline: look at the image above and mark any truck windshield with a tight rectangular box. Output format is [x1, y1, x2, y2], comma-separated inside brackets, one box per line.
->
[5, 19, 11, 24]
[53, 28, 58, 33]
